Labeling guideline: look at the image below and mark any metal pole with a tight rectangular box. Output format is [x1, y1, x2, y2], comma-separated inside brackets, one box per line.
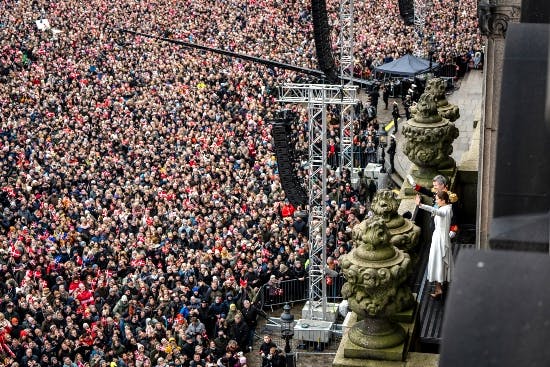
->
[285, 336, 294, 367]
[285, 352, 295, 367]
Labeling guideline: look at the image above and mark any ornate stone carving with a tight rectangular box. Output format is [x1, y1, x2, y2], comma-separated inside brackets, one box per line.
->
[424, 78, 460, 122]
[371, 190, 421, 263]
[412, 92, 441, 124]
[341, 217, 412, 349]
[478, 0, 521, 38]
[402, 92, 459, 182]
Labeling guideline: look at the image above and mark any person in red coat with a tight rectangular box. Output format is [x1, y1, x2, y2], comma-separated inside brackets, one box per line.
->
[280, 199, 295, 218]
[75, 283, 95, 307]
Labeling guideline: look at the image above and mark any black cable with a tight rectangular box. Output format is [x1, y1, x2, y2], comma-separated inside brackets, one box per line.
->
[117, 28, 326, 79]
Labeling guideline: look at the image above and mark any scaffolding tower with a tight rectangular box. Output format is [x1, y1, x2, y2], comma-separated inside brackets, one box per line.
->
[339, 0, 356, 175]
[278, 84, 357, 320]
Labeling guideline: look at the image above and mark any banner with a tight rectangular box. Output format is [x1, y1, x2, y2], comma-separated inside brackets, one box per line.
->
[36, 19, 50, 31]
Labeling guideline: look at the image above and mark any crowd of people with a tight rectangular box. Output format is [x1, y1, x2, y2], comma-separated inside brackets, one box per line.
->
[0, 0, 480, 366]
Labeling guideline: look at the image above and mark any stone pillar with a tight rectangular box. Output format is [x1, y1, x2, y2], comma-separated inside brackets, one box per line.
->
[476, 0, 521, 249]
[339, 217, 412, 361]
[401, 93, 459, 188]
[371, 190, 421, 267]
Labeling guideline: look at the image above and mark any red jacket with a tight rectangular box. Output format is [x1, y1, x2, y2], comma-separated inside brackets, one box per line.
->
[281, 203, 295, 218]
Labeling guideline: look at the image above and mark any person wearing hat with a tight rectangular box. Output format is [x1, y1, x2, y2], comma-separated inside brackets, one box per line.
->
[403, 94, 413, 120]
[3, 302, 19, 322]
[9, 317, 23, 339]
[181, 332, 196, 360]
[391, 101, 400, 134]
[382, 83, 391, 110]
[280, 199, 295, 218]
[224, 303, 238, 330]
[113, 294, 129, 316]
[163, 337, 180, 355]
[222, 290, 238, 310]
[52, 275, 66, 291]
[196, 299, 214, 338]
[192, 286, 202, 299]
[387, 135, 397, 173]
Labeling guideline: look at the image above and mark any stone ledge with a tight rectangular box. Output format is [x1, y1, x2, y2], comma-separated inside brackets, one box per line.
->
[333, 329, 439, 367]
[334, 312, 420, 365]
[333, 327, 439, 367]
[457, 117, 480, 172]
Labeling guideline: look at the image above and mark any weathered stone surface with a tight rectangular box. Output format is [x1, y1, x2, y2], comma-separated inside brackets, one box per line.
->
[402, 93, 459, 183]
[340, 217, 412, 350]
[371, 190, 421, 262]
[332, 312, 436, 367]
[476, 0, 522, 249]
[391, 306, 415, 324]
[424, 78, 460, 122]
[478, 0, 521, 38]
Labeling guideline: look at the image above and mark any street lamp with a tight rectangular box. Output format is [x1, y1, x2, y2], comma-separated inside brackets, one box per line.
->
[378, 128, 388, 173]
[428, 34, 436, 72]
[280, 303, 295, 367]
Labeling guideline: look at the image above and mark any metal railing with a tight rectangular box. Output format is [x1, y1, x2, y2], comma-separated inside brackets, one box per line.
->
[256, 276, 345, 311]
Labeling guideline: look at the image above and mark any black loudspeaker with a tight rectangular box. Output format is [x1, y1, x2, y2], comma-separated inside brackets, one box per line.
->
[398, 0, 414, 26]
[272, 121, 308, 207]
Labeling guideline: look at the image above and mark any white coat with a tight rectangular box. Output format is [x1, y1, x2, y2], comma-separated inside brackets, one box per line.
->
[419, 203, 453, 283]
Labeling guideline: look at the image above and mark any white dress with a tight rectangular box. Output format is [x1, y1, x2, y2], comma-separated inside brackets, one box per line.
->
[419, 204, 453, 283]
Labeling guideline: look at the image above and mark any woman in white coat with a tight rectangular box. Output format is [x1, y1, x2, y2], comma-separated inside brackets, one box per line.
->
[415, 190, 453, 299]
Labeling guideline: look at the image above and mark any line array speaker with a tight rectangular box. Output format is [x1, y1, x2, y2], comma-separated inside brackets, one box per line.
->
[272, 121, 308, 207]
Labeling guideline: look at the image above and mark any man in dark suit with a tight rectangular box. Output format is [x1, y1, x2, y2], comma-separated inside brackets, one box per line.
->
[229, 313, 249, 353]
[240, 299, 258, 351]
[387, 135, 397, 173]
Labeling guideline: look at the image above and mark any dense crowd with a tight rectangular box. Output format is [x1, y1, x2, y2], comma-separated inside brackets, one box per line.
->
[0, 0, 480, 366]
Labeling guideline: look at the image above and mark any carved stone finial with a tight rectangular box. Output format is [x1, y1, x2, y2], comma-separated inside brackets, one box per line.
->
[412, 92, 442, 124]
[341, 217, 412, 349]
[371, 190, 421, 262]
[424, 78, 460, 122]
[478, 0, 521, 38]
[402, 92, 459, 181]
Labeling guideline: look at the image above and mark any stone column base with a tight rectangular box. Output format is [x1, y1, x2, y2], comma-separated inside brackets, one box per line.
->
[332, 311, 438, 367]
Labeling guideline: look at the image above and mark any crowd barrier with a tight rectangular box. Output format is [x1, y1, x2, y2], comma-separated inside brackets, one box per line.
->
[256, 275, 345, 311]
